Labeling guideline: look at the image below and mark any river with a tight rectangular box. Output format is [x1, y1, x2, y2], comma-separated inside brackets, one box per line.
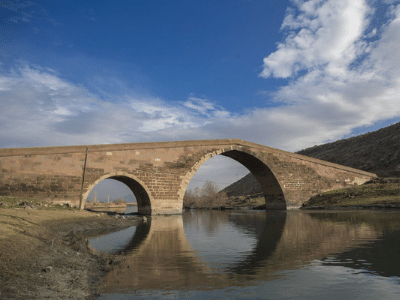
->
[88, 209, 400, 299]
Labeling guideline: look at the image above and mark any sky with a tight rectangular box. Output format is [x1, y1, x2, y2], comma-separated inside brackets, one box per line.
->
[1, 0, 400, 201]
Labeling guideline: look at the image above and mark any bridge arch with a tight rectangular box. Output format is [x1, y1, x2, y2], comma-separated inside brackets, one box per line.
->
[81, 172, 154, 215]
[178, 147, 286, 210]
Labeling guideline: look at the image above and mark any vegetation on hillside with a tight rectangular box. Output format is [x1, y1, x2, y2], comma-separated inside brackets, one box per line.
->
[301, 178, 400, 208]
[297, 122, 400, 177]
[184, 181, 266, 209]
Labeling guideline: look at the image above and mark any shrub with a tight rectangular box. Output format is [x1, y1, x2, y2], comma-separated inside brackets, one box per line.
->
[113, 198, 125, 205]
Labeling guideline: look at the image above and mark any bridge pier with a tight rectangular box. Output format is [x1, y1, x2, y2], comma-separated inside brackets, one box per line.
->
[264, 194, 287, 210]
[147, 199, 183, 215]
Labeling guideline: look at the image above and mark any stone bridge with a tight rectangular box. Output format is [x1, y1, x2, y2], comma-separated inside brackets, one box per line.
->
[0, 139, 376, 214]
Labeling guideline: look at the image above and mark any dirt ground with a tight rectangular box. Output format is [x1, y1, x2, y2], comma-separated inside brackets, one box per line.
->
[0, 196, 143, 299]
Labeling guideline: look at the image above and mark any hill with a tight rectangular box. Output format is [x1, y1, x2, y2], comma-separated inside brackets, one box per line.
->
[120, 194, 137, 203]
[220, 121, 400, 197]
[221, 172, 262, 198]
[297, 122, 400, 177]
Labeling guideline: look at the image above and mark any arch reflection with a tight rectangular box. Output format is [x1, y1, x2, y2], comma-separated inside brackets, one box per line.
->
[182, 210, 286, 274]
[227, 211, 287, 275]
[98, 210, 386, 293]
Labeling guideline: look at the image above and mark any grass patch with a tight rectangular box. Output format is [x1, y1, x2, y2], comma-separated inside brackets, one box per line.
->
[253, 197, 265, 206]
[303, 180, 400, 208]
[224, 196, 265, 207]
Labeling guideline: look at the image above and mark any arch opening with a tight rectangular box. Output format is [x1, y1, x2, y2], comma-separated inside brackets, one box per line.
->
[83, 174, 152, 215]
[109, 176, 151, 215]
[183, 155, 250, 208]
[221, 150, 286, 210]
[181, 149, 286, 210]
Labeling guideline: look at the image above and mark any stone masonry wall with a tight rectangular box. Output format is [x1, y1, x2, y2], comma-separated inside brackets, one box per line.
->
[0, 146, 87, 206]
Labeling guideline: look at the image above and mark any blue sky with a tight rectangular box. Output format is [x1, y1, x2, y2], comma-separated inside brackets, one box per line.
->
[1, 0, 400, 199]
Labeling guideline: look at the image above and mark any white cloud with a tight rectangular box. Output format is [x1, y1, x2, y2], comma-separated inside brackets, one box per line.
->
[128, 99, 197, 132]
[1, 0, 400, 188]
[255, 0, 400, 148]
[0, 65, 225, 147]
[262, 0, 373, 79]
[183, 97, 215, 114]
[183, 96, 231, 118]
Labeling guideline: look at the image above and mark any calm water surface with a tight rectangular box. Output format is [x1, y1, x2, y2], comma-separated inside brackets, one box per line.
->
[88, 209, 400, 299]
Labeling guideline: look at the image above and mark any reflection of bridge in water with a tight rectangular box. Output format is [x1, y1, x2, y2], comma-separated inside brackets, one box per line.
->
[99, 211, 391, 293]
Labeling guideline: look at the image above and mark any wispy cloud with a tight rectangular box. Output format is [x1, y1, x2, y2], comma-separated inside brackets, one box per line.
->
[1, 0, 400, 156]
[0, 1, 37, 24]
[0, 65, 223, 147]
[183, 96, 231, 118]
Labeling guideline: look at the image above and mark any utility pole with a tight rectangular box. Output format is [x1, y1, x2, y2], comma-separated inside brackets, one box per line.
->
[79, 147, 88, 209]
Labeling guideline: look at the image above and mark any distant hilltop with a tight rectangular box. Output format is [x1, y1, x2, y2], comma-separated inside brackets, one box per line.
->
[221, 122, 400, 198]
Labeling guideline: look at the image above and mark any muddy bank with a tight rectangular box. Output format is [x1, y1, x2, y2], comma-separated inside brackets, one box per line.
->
[0, 197, 144, 299]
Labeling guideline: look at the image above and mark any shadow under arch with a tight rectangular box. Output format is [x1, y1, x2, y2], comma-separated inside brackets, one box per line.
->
[82, 172, 153, 215]
[180, 148, 286, 210]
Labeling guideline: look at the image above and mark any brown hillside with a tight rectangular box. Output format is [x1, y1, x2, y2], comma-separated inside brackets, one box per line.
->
[219, 172, 262, 198]
[220, 121, 400, 197]
[297, 121, 400, 177]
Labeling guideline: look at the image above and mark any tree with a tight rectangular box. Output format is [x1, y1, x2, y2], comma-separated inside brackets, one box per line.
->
[184, 181, 228, 208]
[183, 187, 199, 207]
[198, 181, 219, 207]
[201, 181, 219, 198]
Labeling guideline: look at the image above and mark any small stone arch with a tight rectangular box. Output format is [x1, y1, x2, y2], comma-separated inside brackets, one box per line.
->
[81, 172, 154, 215]
[178, 147, 286, 210]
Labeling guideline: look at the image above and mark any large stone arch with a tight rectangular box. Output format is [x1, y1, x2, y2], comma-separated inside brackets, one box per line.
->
[81, 172, 153, 215]
[177, 147, 287, 210]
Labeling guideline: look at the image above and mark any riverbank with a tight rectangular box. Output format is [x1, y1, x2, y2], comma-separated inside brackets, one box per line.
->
[184, 194, 265, 210]
[301, 178, 400, 209]
[0, 196, 143, 299]
[85, 203, 137, 209]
